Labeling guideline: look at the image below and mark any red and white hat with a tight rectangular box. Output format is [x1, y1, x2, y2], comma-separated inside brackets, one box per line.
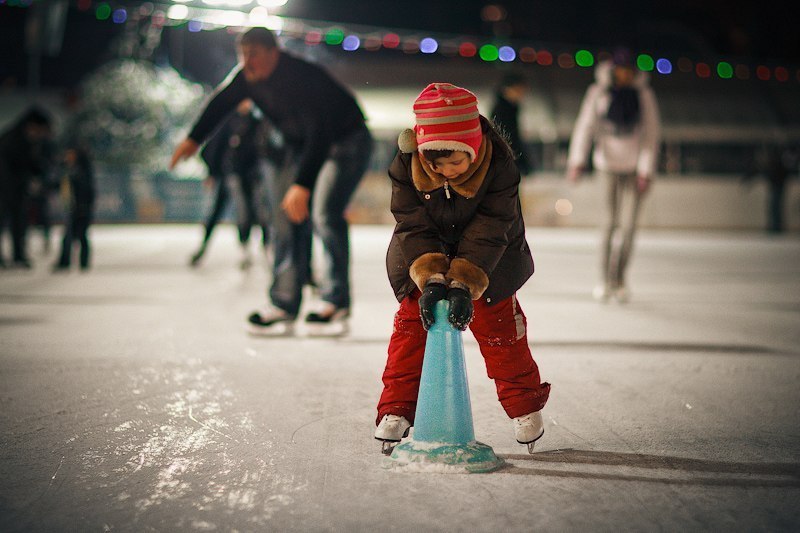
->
[412, 83, 482, 162]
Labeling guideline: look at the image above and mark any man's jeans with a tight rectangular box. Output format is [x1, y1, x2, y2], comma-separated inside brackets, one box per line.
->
[263, 126, 373, 316]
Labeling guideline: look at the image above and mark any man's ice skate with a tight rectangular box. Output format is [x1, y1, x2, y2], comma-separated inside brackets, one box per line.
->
[513, 411, 544, 454]
[189, 246, 206, 267]
[305, 304, 350, 337]
[374, 414, 411, 455]
[247, 305, 295, 336]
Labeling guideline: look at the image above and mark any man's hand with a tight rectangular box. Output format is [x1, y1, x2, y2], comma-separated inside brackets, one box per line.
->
[170, 138, 199, 170]
[281, 184, 311, 224]
[418, 282, 448, 331]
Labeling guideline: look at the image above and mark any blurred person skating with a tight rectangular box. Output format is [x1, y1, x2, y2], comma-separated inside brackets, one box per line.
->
[0, 108, 53, 269]
[374, 83, 550, 452]
[566, 50, 661, 303]
[490, 72, 534, 176]
[190, 99, 274, 269]
[27, 136, 58, 256]
[171, 27, 373, 336]
[742, 143, 798, 234]
[53, 147, 95, 271]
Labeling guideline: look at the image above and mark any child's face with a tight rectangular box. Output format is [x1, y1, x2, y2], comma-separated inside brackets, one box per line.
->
[427, 152, 471, 179]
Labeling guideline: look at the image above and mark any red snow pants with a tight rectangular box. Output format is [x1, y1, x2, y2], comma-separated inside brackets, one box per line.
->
[376, 290, 550, 426]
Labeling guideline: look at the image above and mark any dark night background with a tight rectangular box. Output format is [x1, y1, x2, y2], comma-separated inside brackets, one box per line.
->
[1, 0, 799, 89]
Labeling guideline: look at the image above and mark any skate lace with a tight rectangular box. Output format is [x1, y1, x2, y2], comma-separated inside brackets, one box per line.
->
[513, 413, 535, 428]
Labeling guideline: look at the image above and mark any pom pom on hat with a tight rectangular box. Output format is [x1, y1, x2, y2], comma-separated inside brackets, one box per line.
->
[398, 128, 417, 153]
[412, 83, 482, 162]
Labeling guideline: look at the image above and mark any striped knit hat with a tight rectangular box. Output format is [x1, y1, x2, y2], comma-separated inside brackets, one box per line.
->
[413, 82, 482, 162]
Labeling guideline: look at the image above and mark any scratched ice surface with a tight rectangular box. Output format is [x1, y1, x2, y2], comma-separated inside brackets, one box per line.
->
[1, 225, 799, 531]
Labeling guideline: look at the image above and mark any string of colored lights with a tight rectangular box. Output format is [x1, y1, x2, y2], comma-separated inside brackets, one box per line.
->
[4, 0, 799, 83]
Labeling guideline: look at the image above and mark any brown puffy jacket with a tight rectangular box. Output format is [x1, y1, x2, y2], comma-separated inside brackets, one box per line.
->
[386, 116, 534, 305]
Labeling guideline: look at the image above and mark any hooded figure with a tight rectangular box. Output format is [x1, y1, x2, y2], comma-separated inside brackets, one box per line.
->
[567, 56, 660, 178]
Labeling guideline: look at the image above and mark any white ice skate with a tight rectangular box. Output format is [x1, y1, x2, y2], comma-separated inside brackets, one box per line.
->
[513, 411, 544, 454]
[304, 304, 350, 337]
[592, 284, 611, 303]
[374, 414, 411, 455]
[247, 305, 295, 336]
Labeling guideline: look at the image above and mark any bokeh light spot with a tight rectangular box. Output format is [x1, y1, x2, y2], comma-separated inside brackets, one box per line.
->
[95, 2, 111, 20]
[325, 28, 344, 46]
[536, 50, 553, 66]
[555, 199, 573, 216]
[656, 58, 672, 74]
[305, 30, 322, 46]
[519, 47, 536, 63]
[498, 46, 516, 62]
[112, 8, 127, 24]
[557, 53, 575, 68]
[575, 50, 594, 67]
[458, 42, 477, 57]
[636, 54, 654, 71]
[479, 44, 499, 61]
[420, 37, 439, 54]
[716, 61, 733, 79]
[342, 35, 360, 51]
[382, 33, 400, 49]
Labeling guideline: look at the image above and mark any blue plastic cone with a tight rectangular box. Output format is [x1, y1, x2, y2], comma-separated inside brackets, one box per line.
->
[386, 300, 504, 473]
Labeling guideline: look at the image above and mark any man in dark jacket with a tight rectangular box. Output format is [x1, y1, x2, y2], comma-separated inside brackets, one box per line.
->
[0, 107, 53, 268]
[171, 27, 372, 336]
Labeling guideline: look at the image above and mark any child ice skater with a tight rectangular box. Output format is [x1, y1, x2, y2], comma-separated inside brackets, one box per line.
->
[374, 83, 550, 452]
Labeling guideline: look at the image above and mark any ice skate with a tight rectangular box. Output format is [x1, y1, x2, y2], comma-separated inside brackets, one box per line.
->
[613, 285, 630, 303]
[247, 305, 295, 336]
[592, 284, 611, 303]
[189, 246, 205, 267]
[513, 411, 544, 454]
[305, 304, 350, 337]
[374, 414, 411, 455]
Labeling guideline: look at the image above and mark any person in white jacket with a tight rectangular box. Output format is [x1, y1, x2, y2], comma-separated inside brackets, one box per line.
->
[566, 50, 661, 302]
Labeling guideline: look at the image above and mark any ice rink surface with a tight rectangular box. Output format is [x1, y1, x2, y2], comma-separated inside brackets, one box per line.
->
[1, 224, 799, 532]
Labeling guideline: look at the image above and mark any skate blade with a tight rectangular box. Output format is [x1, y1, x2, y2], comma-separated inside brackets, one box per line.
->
[305, 321, 349, 338]
[246, 321, 294, 337]
[380, 440, 398, 455]
[517, 429, 544, 455]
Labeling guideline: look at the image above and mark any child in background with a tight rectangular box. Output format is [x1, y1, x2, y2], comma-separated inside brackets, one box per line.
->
[54, 147, 95, 271]
[374, 83, 550, 452]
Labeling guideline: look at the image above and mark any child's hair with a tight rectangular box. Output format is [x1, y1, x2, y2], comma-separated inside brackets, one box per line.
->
[421, 149, 455, 163]
[422, 118, 514, 163]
